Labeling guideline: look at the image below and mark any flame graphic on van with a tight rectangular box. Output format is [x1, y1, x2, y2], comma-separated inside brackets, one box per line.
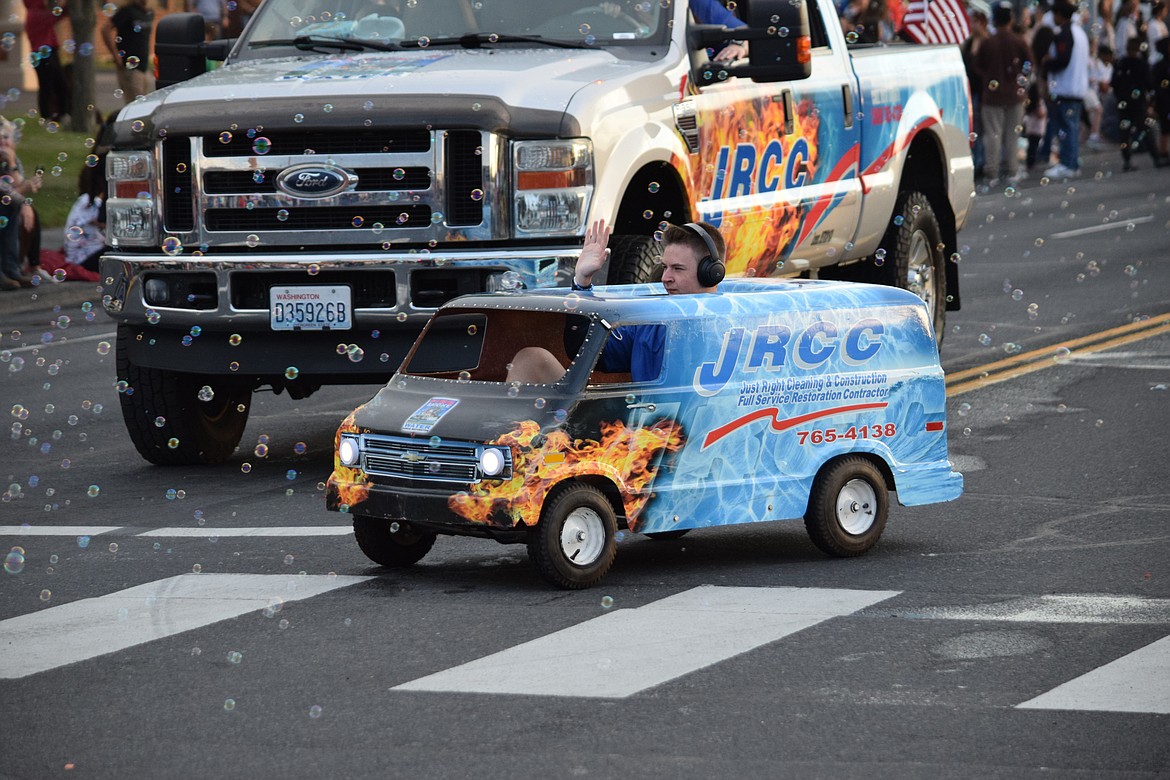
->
[329, 408, 372, 509]
[448, 418, 685, 529]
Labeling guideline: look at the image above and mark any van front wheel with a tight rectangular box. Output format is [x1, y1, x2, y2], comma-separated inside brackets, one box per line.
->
[804, 457, 889, 557]
[353, 516, 436, 567]
[528, 483, 617, 589]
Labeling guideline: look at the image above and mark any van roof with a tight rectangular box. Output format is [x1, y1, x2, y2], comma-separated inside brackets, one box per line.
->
[442, 278, 925, 325]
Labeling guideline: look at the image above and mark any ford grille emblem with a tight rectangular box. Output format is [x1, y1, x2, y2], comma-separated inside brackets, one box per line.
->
[275, 164, 355, 198]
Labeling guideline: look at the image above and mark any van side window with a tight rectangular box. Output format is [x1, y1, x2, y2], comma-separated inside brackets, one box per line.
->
[587, 322, 665, 386]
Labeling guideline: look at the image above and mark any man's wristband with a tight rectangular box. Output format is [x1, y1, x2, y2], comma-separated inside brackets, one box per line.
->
[571, 280, 593, 292]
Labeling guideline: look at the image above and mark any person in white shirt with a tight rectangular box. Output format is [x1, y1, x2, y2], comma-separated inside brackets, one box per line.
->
[1045, 0, 1091, 177]
[64, 160, 107, 272]
[1149, 2, 1169, 65]
[1085, 40, 1113, 147]
[1113, 0, 1141, 56]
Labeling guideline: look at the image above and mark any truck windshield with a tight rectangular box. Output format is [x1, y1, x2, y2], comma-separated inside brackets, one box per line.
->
[244, 0, 672, 53]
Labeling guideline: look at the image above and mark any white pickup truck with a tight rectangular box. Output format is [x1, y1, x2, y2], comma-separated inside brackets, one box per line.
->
[100, 0, 974, 465]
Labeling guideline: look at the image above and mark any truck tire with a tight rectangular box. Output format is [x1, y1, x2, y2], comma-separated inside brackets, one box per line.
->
[353, 516, 437, 567]
[116, 325, 251, 465]
[804, 456, 888, 557]
[607, 234, 662, 285]
[880, 191, 947, 339]
[527, 482, 617, 589]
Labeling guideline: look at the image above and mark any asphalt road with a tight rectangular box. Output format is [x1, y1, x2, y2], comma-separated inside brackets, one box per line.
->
[1, 148, 1168, 778]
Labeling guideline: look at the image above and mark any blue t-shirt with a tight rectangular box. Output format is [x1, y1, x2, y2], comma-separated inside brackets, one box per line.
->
[691, 0, 746, 29]
[600, 324, 665, 383]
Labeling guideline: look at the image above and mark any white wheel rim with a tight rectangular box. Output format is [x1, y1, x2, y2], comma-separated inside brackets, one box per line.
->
[560, 507, 605, 567]
[835, 478, 877, 536]
[905, 228, 936, 314]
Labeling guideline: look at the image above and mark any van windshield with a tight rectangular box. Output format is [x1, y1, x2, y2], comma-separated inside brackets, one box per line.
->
[402, 308, 616, 385]
[245, 0, 672, 54]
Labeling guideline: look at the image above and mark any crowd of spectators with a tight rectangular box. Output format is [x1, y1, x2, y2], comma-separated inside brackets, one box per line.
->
[964, 0, 1170, 184]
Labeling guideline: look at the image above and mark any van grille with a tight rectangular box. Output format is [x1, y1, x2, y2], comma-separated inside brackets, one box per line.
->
[360, 434, 484, 485]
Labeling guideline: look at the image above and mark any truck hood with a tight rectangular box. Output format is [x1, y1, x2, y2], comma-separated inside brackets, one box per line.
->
[116, 49, 636, 140]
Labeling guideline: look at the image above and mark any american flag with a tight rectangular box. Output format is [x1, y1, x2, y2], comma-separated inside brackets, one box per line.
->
[901, 0, 971, 44]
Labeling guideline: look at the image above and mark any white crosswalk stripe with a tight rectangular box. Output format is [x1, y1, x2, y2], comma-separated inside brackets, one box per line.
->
[1017, 635, 1170, 714]
[394, 586, 900, 698]
[0, 573, 372, 679]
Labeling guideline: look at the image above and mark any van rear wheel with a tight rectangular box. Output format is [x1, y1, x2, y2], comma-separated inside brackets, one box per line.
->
[527, 483, 617, 589]
[804, 456, 889, 557]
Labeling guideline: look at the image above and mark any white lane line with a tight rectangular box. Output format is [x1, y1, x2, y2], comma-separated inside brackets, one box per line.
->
[0, 573, 372, 679]
[393, 585, 900, 699]
[1050, 215, 1154, 239]
[1016, 634, 1170, 714]
[897, 594, 1170, 624]
[0, 526, 351, 537]
[5, 331, 116, 355]
[0, 526, 122, 537]
[137, 527, 353, 537]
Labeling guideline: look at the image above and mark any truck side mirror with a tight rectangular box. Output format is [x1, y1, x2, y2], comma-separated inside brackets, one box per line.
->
[154, 13, 234, 89]
[740, 0, 812, 82]
[690, 0, 812, 86]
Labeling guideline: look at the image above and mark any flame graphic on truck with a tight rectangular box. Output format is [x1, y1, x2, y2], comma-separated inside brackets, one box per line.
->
[449, 418, 685, 530]
[691, 94, 821, 278]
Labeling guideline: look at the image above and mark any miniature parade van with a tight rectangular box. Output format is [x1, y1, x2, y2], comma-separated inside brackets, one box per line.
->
[326, 279, 962, 588]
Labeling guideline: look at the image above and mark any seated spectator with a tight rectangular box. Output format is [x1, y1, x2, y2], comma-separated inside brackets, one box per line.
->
[64, 158, 108, 273]
[0, 117, 44, 290]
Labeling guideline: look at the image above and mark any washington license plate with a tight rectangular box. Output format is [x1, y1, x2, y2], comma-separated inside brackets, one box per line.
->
[269, 285, 352, 331]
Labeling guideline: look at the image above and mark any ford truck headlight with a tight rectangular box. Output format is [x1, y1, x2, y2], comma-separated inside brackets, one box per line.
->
[513, 139, 592, 235]
[338, 435, 361, 467]
[106, 151, 158, 247]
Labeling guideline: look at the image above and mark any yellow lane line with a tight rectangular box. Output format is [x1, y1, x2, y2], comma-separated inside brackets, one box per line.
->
[946, 314, 1170, 398]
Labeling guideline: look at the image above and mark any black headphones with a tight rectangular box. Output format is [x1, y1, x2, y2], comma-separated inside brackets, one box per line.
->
[684, 222, 726, 288]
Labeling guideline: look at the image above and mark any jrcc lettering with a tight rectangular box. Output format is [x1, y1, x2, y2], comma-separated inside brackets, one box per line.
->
[694, 319, 884, 396]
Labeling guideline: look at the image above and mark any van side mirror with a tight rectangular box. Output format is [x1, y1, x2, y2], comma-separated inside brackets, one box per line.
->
[689, 0, 812, 85]
[154, 13, 235, 89]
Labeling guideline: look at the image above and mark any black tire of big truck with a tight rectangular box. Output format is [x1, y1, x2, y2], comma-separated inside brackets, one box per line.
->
[822, 189, 949, 341]
[116, 325, 252, 465]
[607, 234, 662, 284]
[879, 190, 947, 340]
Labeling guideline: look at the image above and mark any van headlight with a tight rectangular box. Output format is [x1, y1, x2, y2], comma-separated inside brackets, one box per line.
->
[478, 446, 511, 478]
[106, 151, 158, 247]
[513, 139, 592, 235]
[338, 435, 361, 467]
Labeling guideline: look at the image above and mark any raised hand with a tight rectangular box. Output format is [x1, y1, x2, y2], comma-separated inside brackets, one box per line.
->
[574, 217, 613, 287]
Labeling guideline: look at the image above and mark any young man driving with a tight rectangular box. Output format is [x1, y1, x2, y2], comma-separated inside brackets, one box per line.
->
[506, 218, 725, 384]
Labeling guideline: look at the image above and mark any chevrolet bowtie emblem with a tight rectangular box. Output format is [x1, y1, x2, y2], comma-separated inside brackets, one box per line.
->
[401, 451, 427, 463]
